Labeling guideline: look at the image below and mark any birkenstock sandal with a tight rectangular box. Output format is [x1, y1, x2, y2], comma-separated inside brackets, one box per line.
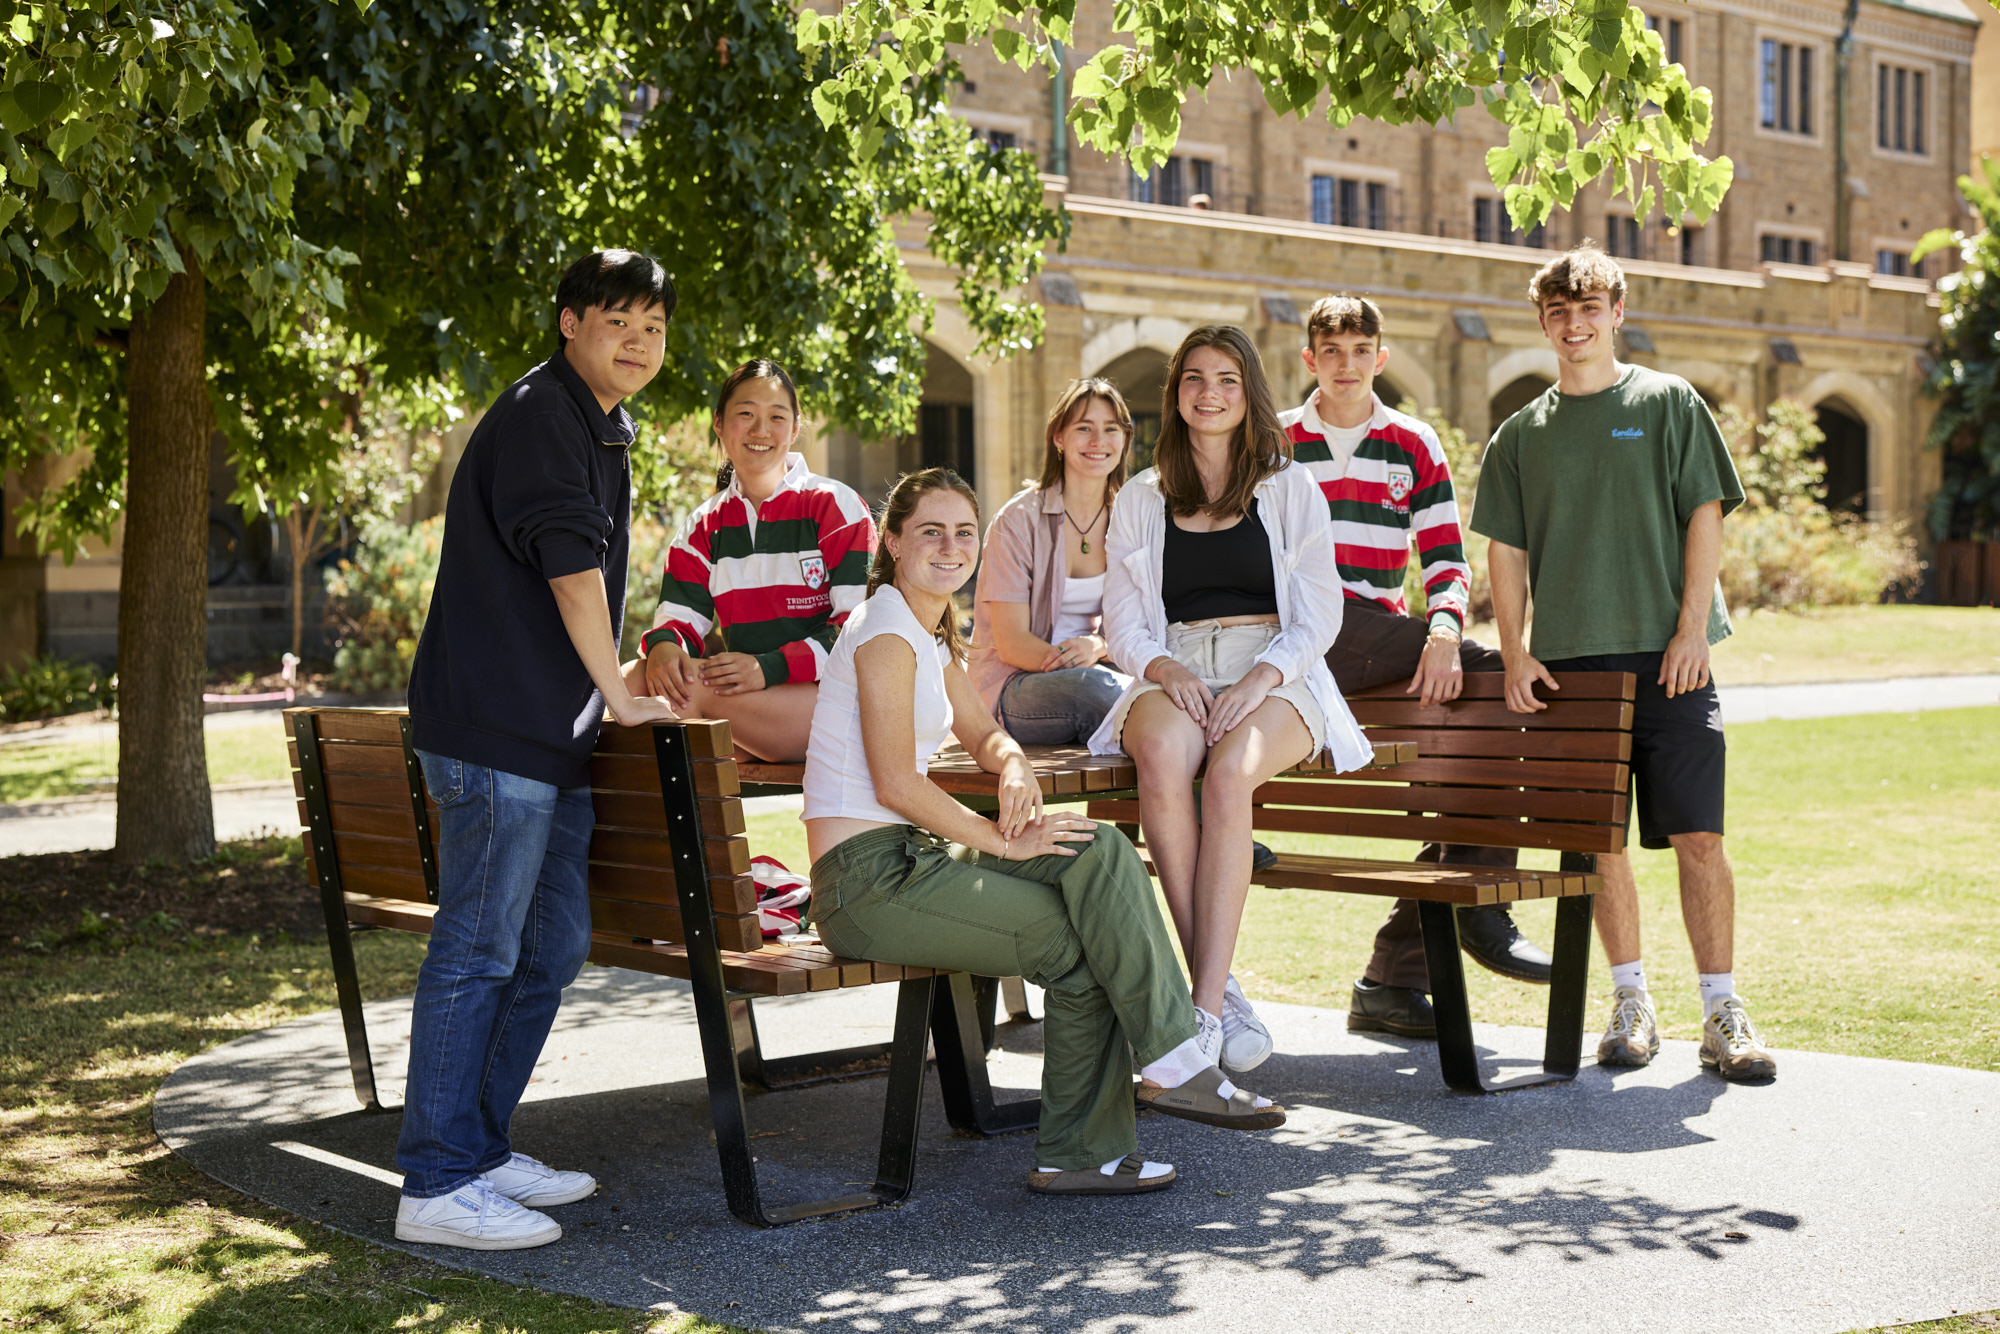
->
[1135, 1066, 1287, 1131]
[1026, 1155, 1176, 1196]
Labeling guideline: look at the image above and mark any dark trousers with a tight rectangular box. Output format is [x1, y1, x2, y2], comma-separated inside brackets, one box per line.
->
[1327, 599, 1515, 991]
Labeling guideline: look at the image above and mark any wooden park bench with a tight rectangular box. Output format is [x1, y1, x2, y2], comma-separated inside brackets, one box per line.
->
[286, 707, 1042, 1229]
[1086, 671, 1638, 1094]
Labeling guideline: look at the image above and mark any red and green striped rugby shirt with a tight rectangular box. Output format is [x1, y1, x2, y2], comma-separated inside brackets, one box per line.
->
[1278, 391, 1471, 630]
[638, 454, 876, 686]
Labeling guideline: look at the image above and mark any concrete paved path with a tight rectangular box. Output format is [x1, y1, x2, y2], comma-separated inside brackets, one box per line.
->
[157, 969, 2000, 1334]
[1717, 673, 2000, 723]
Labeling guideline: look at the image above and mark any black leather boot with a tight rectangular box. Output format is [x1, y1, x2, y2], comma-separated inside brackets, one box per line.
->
[1347, 978, 1437, 1039]
[1454, 905, 1554, 984]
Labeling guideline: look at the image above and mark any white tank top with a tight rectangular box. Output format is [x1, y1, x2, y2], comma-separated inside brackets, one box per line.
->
[1050, 573, 1106, 645]
[802, 586, 956, 823]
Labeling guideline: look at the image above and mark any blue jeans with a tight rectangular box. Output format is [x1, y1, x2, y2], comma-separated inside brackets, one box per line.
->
[994, 665, 1128, 745]
[397, 751, 595, 1198]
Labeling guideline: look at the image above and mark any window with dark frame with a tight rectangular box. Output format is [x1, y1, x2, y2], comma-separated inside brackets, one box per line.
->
[1132, 156, 1216, 208]
[1875, 249, 1923, 278]
[1605, 214, 1643, 260]
[1313, 174, 1389, 230]
[1877, 64, 1927, 154]
[1474, 197, 1547, 248]
[1760, 38, 1814, 135]
[1645, 13, 1685, 65]
[1760, 234, 1817, 265]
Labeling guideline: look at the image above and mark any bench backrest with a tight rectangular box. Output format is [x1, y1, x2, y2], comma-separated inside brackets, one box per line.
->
[285, 709, 761, 952]
[1249, 671, 1636, 855]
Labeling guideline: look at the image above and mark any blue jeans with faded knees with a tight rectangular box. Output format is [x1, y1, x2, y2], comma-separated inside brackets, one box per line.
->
[995, 665, 1129, 745]
[396, 751, 595, 1198]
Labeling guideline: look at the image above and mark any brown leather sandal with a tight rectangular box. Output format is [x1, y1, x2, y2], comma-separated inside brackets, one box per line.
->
[1135, 1066, 1287, 1131]
[1026, 1155, 1176, 1196]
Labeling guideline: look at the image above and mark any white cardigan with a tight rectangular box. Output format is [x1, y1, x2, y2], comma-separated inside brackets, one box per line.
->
[1087, 462, 1376, 773]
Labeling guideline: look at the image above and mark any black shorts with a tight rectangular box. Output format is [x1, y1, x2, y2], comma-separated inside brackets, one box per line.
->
[1540, 651, 1725, 851]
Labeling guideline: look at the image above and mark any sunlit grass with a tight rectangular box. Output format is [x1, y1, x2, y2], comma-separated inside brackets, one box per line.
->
[0, 722, 291, 804]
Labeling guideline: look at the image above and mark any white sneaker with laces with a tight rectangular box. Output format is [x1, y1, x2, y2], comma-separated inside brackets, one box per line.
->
[395, 1178, 562, 1250]
[1596, 986, 1661, 1067]
[1193, 1005, 1224, 1068]
[1220, 974, 1274, 1072]
[480, 1152, 597, 1207]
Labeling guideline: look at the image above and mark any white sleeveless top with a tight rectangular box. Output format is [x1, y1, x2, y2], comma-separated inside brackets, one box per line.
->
[802, 585, 956, 823]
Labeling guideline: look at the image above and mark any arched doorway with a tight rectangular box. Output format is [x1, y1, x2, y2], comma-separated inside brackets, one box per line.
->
[1376, 373, 1412, 414]
[913, 341, 977, 491]
[1813, 399, 1868, 513]
[1490, 374, 1553, 428]
[1095, 347, 1170, 474]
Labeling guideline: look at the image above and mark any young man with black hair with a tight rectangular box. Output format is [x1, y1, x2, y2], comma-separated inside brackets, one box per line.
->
[1472, 244, 1774, 1082]
[1280, 294, 1555, 1040]
[397, 250, 680, 1249]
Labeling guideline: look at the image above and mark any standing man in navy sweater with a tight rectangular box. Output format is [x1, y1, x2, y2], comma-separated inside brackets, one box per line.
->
[397, 250, 678, 1250]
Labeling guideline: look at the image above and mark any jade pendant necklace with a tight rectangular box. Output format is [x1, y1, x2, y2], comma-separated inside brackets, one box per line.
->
[1064, 497, 1109, 555]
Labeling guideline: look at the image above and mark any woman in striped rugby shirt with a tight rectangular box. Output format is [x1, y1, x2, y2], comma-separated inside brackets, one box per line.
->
[621, 360, 875, 762]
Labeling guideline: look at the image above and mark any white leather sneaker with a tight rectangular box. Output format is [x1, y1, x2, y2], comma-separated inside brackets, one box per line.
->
[1220, 974, 1275, 1072]
[479, 1152, 598, 1207]
[395, 1178, 562, 1250]
[1193, 1005, 1225, 1068]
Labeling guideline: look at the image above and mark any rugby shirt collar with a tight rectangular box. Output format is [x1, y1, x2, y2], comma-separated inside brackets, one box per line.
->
[723, 451, 811, 503]
[1296, 387, 1389, 439]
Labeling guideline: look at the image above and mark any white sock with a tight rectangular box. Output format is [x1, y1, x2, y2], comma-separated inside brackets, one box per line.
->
[1036, 1157, 1174, 1180]
[1610, 960, 1648, 994]
[1699, 973, 1736, 1017]
[1139, 1038, 1272, 1109]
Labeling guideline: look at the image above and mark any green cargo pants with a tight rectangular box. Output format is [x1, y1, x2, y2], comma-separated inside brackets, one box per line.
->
[809, 822, 1198, 1171]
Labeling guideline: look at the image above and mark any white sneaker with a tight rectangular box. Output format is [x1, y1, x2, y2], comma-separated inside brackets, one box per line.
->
[1220, 975, 1275, 1072]
[395, 1178, 562, 1250]
[1193, 1005, 1224, 1068]
[480, 1152, 597, 1207]
[1596, 986, 1661, 1067]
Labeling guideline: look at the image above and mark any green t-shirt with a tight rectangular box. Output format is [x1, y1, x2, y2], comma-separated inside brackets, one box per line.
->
[1471, 364, 1744, 660]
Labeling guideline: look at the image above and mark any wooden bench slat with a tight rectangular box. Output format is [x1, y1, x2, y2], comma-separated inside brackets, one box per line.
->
[589, 895, 763, 954]
[1348, 698, 1634, 730]
[314, 741, 408, 777]
[341, 864, 431, 902]
[589, 753, 741, 798]
[1359, 727, 1633, 763]
[1349, 671, 1636, 703]
[322, 771, 418, 809]
[1327, 755, 1629, 792]
[318, 801, 419, 840]
[1249, 778, 1627, 823]
[331, 830, 429, 876]
[594, 788, 752, 836]
[1087, 798, 1623, 854]
[586, 861, 759, 916]
[301, 710, 408, 745]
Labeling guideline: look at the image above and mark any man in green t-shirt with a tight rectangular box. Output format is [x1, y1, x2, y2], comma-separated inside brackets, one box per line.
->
[1471, 244, 1775, 1082]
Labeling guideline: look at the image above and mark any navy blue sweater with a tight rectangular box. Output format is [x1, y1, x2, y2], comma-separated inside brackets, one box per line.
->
[408, 353, 634, 787]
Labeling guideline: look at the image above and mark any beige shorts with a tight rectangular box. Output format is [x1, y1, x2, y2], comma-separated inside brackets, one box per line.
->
[1110, 620, 1327, 761]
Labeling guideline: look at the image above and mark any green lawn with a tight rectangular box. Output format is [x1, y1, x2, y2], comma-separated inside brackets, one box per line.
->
[1458, 603, 2000, 686]
[0, 723, 290, 804]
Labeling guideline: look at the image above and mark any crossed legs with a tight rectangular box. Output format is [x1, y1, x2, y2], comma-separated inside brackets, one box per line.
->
[1123, 691, 1314, 1015]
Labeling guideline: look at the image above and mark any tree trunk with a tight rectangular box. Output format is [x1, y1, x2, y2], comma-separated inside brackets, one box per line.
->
[284, 504, 320, 660]
[115, 254, 216, 863]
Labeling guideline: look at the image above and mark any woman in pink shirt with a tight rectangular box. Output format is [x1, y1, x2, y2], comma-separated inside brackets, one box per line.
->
[970, 379, 1134, 744]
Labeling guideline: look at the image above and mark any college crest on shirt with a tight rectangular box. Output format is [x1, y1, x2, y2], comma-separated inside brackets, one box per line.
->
[1385, 464, 1415, 506]
[799, 554, 828, 590]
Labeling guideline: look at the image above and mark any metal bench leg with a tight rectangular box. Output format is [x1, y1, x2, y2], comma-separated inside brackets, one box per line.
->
[931, 972, 1040, 1136]
[1419, 899, 1582, 1094]
[1544, 855, 1599, 1078]
[295, 712, 385, 1113]
[728, 994, 898, 1092]
[998, 975, 1040, 1024]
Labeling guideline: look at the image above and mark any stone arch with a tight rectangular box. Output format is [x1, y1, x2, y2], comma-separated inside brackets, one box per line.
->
[1490, 373, 1554, 427]
[1094, 347, 1172, 473]
[1079, 316, 1198, 384]
[1374, 347, 1438, 415]
[1796, 371, 1897, 516]
[1486, 346, 1561, 399]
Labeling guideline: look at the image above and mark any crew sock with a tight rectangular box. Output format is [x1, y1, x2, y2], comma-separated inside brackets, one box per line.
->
[1699, 973, 1737, 1018]
[1609, 959, 1648, 994]
[1139, 1036, 1272, 1108]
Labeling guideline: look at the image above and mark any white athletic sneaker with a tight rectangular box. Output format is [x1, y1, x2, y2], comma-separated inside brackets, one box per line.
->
[395, 1178, 562, 1250]
[480, 1152, 597, 1207]
[1220, 975, 1274, 1072]
[1193, 1005, 1225, 1068]
[1596, 986, 1661, 1067]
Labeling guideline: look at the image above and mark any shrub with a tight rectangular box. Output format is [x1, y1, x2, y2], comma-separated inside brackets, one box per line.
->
[1715, 400, 1920, 611]
[0, 655, 115, 722]
[323, 517, 444, 694]
[623, 515, 673, 654]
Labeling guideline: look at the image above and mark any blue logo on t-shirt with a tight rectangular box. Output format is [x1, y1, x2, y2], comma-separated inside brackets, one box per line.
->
[1610, 427, 1645, 439]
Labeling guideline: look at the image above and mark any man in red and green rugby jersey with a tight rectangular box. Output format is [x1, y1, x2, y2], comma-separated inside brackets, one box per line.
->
[1279, 293, 1553, 1040]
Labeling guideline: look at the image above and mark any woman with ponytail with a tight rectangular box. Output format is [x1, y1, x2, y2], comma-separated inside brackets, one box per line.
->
[623, 360, 874, 761]
[802, 468, 1286, 1200]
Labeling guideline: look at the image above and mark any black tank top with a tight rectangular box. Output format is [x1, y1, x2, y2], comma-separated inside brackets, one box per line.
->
[1161, 499, 1279, 624]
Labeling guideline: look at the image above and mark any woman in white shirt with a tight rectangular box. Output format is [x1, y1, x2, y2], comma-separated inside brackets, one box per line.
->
[969, 379, 1134, 744]
[1094, 326, 1375, 1076]
[804, 468, 1284, 1198]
